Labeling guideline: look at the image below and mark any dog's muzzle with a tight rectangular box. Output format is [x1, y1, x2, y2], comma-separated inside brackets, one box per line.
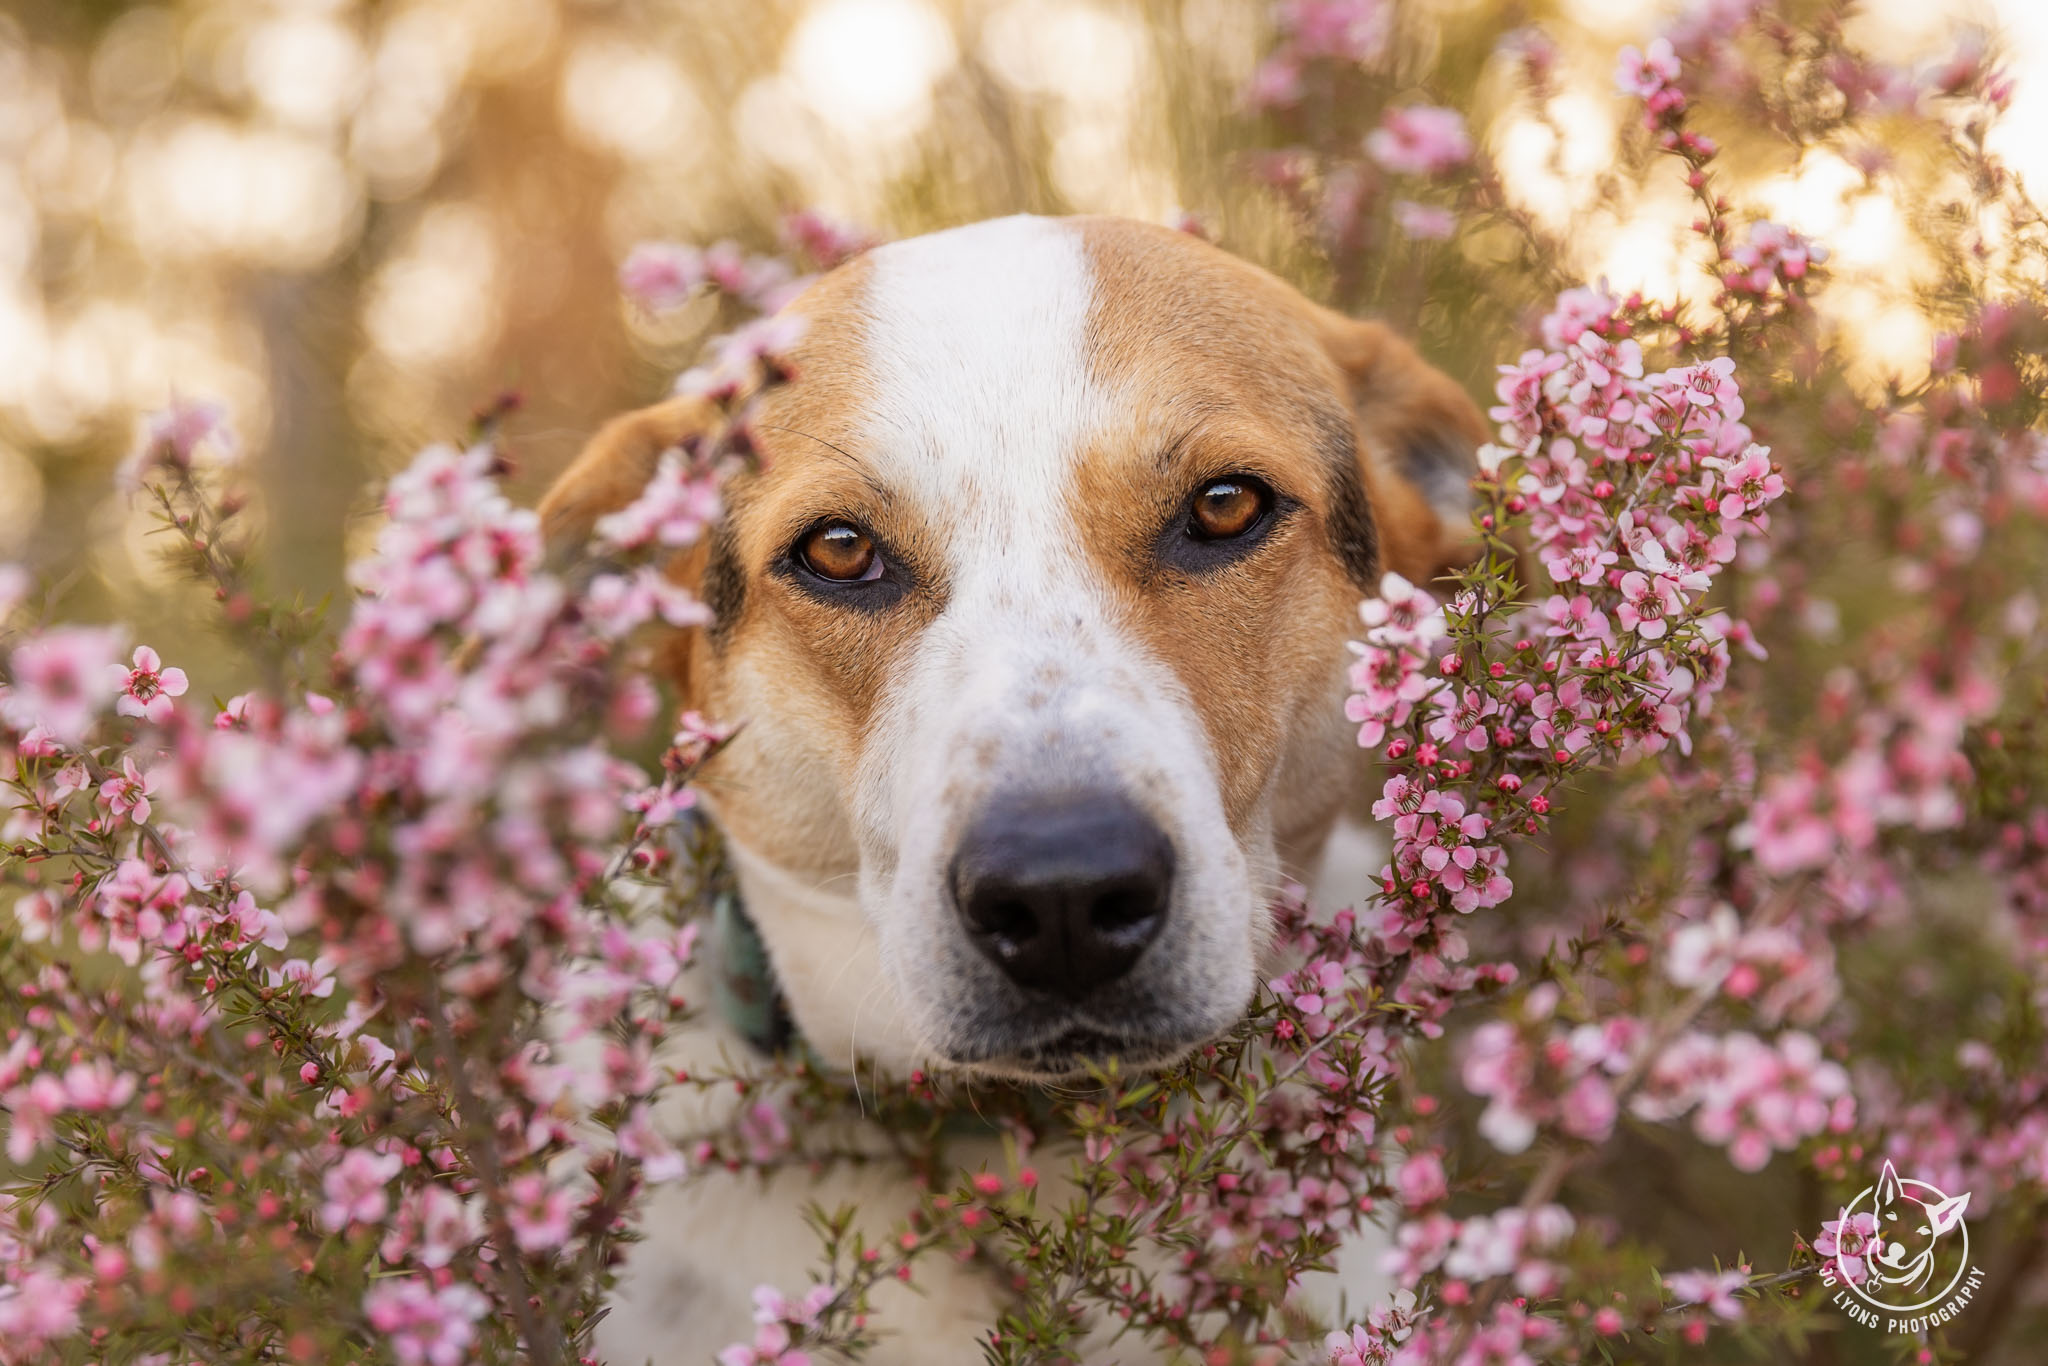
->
[948, 787, 1173, 1002]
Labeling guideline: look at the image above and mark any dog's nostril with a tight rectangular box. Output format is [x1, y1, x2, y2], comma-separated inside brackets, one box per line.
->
[1090, 883, 1163, 937]
[949, 787, 1174, 1002]
[973, 898, 1040, 957]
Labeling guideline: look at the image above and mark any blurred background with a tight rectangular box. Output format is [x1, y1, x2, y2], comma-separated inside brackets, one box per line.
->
[0, 0, 2040, 653]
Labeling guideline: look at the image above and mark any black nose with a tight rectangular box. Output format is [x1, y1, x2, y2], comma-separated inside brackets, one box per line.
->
[949, 788, 1174, 1001]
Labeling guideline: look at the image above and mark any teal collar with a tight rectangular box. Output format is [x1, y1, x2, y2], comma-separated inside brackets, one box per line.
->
[697, 821, 1055, 1142]
[710, 885, 798, 1055]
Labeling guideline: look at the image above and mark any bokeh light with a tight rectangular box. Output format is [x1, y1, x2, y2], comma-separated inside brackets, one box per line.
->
[0, 0, 2040, 631]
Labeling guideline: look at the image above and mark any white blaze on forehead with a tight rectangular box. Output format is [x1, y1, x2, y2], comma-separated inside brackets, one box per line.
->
[852, 215, 1169, 835]
[849, 214, 1225, 835]
[857, 214, 1103, 563]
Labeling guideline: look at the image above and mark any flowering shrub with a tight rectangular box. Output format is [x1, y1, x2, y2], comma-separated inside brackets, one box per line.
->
[6, 2, 2048, 1364]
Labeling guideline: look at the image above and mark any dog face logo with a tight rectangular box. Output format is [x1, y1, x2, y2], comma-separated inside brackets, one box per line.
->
[1830, 1160, 1971, 1312]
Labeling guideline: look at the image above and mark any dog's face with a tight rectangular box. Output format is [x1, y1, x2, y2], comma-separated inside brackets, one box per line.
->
[1868, 1161, 1969, 1291]
[544, 215, 1482, 1078]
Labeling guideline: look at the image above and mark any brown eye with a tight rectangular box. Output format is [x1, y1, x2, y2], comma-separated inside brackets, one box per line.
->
[798, 521, 881, 582]
[1190, 478, 1268, 540]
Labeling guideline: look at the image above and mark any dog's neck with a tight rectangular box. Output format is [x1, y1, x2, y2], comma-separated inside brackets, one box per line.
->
[718, 837, 923, 1071]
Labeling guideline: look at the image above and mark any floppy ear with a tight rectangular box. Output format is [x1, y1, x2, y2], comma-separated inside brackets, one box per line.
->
[537, 394, 723, 704]
[1310, 310, 1489, 585]
[537, 395, 716, 556]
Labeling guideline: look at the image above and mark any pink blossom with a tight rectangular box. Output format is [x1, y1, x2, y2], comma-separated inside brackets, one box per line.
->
[619, 241, 708, 312]
[364, 1278, 490, 1366]
[1365, 105, 1472, 176]
[97, 756, 157, 825]
[118, 397, 238, 491]
[1665, 1267, 1748, 1320]
[503, 1172, 575, 1252]
[1724, 221, 1828, 296]
[1358, 572, 1445, 646]
[592, 451, 723, 553]
[61, 1060, 136, 1111]
[1814, 1211, 1878, 1284]
[779, 209, 875, 269]
[0, 1268, 87, 1348]
[1615, 38, 1682, 99]
[1325, 1300, 1420, 1364]
[1616, 571, 1683, 639]
[4, 627, 126, 744]
[1705, 444, 1787, 518]
[320, 1148, 403, 1230]
[1395, 1149, 1448, 1207]
[109, 645, 189, 723]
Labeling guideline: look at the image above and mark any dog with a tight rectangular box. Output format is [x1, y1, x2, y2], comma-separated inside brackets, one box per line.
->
[1865, 1160, 1969, 1296]
[540, 214, 1485, 1361]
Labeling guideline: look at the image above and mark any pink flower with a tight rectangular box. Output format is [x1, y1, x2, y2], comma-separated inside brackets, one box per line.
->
[1814, 1211, 1878, 1284]
[320, 1148, 403, 1230]
[1358, 572, 1445, 646]
[1616, 571, 1683, 640]
[98, 756, 157, 825]
[592, 451, 723, 553]
[110, 645, 190, 723]
[1325, 1300, 1419, 1365]
[1706, 444, 1787, 518]
[504, 1172, 575, 1252]
[1724, 222, 1828, 295]
[1366, 105, 1472, 177]
[1559, 1072, 1618, 1141]
[1396, 1150, 1449, 1207]
[118, 397, 238, 491]
[619, 241, 707, 313]
[1269, 0, 1391, 72]
[719, 1320, 814, 1366]
[364, 1279, 490, 1366]
[62, 1060, 136, 1110]
[780, 209, 875, 270]
[1666, 1267, 1748, 1320]
[1540, 593, 1612, 641]
[4, 627, 127, 744]
[0, 1268, 87, 1348]
[1615, 38, 1681, 98]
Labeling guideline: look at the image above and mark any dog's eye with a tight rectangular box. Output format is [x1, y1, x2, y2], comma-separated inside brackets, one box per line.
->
[1189, 477, 1270, 541]
[797, 521, 882, 582]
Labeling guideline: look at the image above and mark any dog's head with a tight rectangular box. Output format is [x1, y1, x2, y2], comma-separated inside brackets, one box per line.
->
[1868, 1161, 1969, 1292]
[544, 215, 1484, 1078]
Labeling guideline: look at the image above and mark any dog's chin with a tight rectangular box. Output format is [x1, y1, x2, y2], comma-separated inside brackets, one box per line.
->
[938, 1028, 1200, 1084]
[1874, 1249, 1933, 1286]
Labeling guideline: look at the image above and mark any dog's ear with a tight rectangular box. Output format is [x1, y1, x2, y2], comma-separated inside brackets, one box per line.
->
[538, 395, 716, 556]
[1309, 309, 1489, 586]
[1925, 1190, 1969, 1236]
[538, 395, 723, 705]
[1875, 1159, 1904, 1208]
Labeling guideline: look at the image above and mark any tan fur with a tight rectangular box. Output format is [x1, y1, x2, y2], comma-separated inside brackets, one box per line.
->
[1072, 220, 1370, 837]
[1309, 302, 1491, 579]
